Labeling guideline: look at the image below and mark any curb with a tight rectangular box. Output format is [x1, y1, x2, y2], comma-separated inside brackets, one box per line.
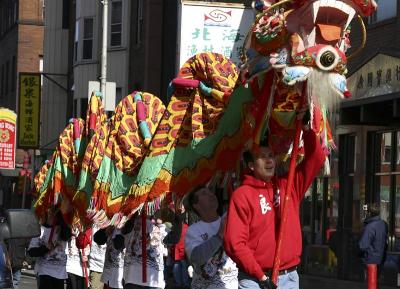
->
[21, 269, 36, 277]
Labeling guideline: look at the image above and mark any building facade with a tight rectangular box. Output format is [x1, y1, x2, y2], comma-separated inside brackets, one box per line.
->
[0, 0, 44, 210]
[299, 1, 400, 288]
[41, 0, 251, 152]
[41, 0, 173, 152]
[41, 0, 131, 152]
[40, 0, 72, 153]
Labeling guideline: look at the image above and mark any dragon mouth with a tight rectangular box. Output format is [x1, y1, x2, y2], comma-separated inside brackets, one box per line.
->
[288, 0, 356, 50]
[313, 0, 355, 44]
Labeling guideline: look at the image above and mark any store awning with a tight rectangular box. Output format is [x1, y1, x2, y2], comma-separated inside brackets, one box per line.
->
[0, 169, 20, 177]
[340, 92, 400, 126]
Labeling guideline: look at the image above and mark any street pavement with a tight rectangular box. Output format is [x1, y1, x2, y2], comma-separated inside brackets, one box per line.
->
[18, 270, 398, 289]
[19, 274, 37, 289]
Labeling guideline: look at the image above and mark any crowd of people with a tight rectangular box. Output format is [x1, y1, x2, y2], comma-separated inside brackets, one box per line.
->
[9, 108, 330, 289]
[21, 207, 186, 289]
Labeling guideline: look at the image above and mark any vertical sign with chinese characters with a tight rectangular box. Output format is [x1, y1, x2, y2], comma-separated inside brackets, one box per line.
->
[18, 73, 41, 148]
[0, 108, 17, 169]
[179, 1, 254, 68]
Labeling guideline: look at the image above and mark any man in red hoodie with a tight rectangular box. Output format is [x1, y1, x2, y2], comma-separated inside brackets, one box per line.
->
[224, 109, 326, 289]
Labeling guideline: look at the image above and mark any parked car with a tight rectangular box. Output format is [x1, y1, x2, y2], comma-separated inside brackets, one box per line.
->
[0, 210, 40, 289]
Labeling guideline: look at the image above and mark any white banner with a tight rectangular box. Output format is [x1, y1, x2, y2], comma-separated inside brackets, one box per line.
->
[178, 1, 254, 68]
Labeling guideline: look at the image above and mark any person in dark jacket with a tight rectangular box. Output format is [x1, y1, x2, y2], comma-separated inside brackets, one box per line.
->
[6, 238, 30, 289]
[359, 203, 388, 286]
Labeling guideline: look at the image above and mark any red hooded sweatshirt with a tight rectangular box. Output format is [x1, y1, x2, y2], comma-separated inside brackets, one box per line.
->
[224, 129, 325, 280]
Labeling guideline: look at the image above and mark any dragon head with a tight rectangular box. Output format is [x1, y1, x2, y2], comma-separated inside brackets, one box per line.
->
[286, 0, 377, 51]
[292, 0, 377, 17]
[256, 0, 377, 17]
[243, 0, 378, 172]
[248, 0, 378, 77]
[251, 0, 377, 53]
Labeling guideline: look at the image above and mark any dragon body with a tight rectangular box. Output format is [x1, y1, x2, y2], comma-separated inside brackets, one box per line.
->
[34, 0, 377, 228]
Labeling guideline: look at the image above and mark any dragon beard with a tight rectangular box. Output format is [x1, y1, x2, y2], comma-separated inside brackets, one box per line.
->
[306, 69, 342, 128]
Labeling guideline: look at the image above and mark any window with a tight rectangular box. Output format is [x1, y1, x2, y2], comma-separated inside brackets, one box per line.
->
[110, 0, 122, 47]
[80, 98, 88, 119]
[73, 99, 78, 118]
[3, 0, 17, 30]
[1, 64, 4, 96]
[369, 0, 397, 24]
[2, 3, 6, 34]
[6, 3, 10, 28]
[116, 87, 122, 104]
[379, 132, 392, 167]
[82, 18, 93, 60]
[5, 61, 9, 95]
[41, 0, 44, 21]
[5, 3, 9, 29]
[0, 6, 2, 36]
[11, 56, 16, 92]
[134, 0, 143, 47]
[0, 3, 6, 36]
[11, 0, 17, 24]
[364, 131, 400, 286]
[39, 56, 43, 86]
[2, 3, 7, 34]
[74, 20, 79, 62]
[62, 0, 69, 29]
[14, 0, 18, 23]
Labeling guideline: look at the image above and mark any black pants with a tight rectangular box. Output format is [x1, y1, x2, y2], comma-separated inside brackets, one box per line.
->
[124, 283, 162, 289]
[67, 273, 87, 289]
[38, 275, 65, 289]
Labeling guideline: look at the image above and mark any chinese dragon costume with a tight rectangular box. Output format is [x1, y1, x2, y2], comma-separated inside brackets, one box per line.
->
[34, 0, 377, 232]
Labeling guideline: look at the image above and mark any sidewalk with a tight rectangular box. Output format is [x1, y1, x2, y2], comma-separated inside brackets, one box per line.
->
[300, 274, 397, 289]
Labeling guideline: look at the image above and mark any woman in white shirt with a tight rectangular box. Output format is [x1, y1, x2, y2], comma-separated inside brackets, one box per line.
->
[66, 227, 91, 289]
[95, 227, 125, 289]
[122, 215, 165, 289]
[89, 225, 107, 289]
[27, 209, 70, 289]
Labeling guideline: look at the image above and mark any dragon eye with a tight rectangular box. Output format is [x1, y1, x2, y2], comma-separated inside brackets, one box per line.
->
[320, 51, 335, 67]
[315, 46, 340, 71]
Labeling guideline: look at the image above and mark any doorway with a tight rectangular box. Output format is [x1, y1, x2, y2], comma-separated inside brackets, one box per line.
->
[369, 130, 400, 286]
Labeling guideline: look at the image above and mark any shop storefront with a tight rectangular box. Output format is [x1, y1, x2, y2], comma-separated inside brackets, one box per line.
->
[0, 149, 34, 211]
[299, 51, 400, 287]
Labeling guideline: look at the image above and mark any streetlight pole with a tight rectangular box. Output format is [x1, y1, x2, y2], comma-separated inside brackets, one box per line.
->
[100, 0, 108, 96]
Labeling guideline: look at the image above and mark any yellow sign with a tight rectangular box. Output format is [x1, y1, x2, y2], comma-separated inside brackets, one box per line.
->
[18, 73, 41, 148]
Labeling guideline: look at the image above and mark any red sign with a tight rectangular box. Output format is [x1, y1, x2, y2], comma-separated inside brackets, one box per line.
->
[0, 109, 17, 169]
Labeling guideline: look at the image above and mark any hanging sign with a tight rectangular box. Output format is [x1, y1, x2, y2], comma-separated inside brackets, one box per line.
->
[18, 73, 41, 148]
[178, 1, 254, 67]
[0, 108, 17, 169]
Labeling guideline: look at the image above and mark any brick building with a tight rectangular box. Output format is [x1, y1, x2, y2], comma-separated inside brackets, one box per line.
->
[0, 0, 44, 110]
